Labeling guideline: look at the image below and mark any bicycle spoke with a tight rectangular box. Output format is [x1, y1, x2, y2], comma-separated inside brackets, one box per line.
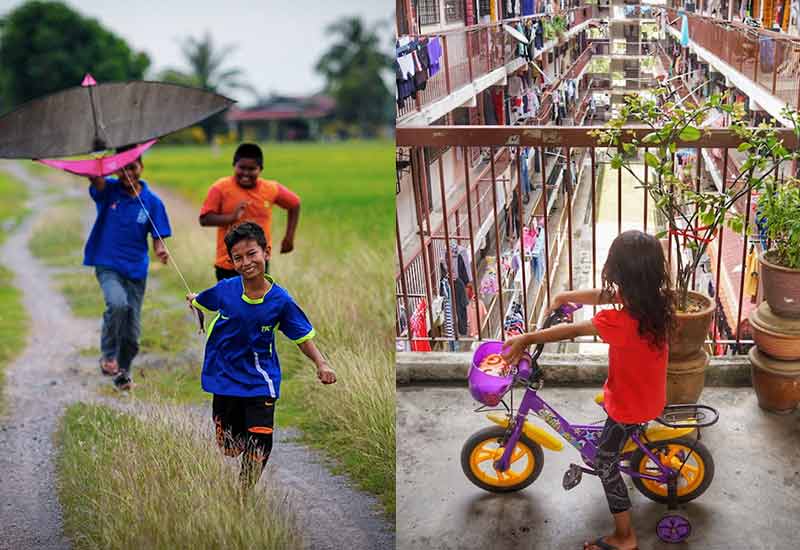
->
[510, 448, 526, 464]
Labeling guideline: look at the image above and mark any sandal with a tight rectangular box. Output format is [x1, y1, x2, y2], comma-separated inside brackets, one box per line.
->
[99, 358, 119, 376]
[584, 538, 639, 550]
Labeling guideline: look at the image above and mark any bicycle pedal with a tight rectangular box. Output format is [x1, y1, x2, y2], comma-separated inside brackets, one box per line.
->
[563, 463, 583, 491]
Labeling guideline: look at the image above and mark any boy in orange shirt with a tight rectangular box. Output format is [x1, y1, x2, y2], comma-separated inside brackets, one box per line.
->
[199, 143, 301, 280]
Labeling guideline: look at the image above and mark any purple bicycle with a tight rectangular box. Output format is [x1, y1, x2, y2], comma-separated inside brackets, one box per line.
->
[461, 306, 719, 544]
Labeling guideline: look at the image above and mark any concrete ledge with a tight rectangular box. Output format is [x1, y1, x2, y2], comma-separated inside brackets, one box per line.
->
[396, 351, 753, 386]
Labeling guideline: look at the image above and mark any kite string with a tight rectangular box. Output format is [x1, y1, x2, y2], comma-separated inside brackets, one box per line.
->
[92, 113, 194, 295]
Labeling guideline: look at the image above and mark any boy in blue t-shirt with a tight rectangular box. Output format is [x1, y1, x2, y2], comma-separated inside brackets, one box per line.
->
[85, 146, 171, 390]
[188, 221, 336, 488]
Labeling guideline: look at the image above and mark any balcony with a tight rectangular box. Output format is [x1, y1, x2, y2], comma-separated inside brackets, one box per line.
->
[397, 6, 597, 124]
[664, 8, 800, 109]
[395, 126, 798, 353]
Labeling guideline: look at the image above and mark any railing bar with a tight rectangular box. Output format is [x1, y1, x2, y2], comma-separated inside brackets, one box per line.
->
[410, 148, 436, 345]
[540, 147, 552, 310]
[643, 146, 649, 233]
[735, 184, 753, 348]
[692, 146, 702, 291]
[565, 146, 574, 290]
[712, 149, 728, 354]
[463, 146, 482, 340]
[489, 146, 506, 341]
[617, 145, 622, 235]
[516, 150, 529, 327]
[438, 151, 460, 343]
[396, 211, 412, 343]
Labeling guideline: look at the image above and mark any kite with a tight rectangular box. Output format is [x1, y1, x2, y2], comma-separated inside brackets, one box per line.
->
[0, 73, 235, 176]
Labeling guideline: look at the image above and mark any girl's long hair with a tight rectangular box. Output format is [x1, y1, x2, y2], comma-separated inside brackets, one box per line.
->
[601, 230, 676, 349]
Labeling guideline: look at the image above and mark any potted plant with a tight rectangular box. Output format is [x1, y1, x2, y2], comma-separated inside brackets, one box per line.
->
[594, 93, 799, 403]
[747, 108, 800, 412]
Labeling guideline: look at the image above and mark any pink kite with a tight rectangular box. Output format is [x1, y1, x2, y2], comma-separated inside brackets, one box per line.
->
[36, 139, 157, 177]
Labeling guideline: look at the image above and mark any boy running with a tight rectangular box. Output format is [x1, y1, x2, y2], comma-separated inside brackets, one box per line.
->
[199, 143, 300, 280]
[188, 222, 335, 488]
[85, 146, 171, 390]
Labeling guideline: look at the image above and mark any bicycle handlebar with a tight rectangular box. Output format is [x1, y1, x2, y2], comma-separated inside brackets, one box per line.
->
[530, 303, 583, 363]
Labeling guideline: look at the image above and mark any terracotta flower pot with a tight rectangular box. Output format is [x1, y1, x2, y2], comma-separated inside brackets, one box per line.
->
[749, 346, 800, 414]
[759, 252, 800, 319]
[666, 349, 708, 404]
[669, 291, 715, 360]
[750, 303, 800, 361]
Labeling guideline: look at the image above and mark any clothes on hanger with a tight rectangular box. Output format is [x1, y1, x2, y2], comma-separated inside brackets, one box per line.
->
[409, 299, 432, 351]
[439, 269, 455, 340]
[395, 35, 443, 108]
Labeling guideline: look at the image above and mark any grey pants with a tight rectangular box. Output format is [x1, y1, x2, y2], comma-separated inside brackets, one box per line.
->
[95, 267, 146, 373]
[596, 416, 640, 514]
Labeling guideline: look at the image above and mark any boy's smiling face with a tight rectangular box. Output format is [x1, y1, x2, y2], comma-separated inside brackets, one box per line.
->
[234, 158, 261, 188]
[115, 159, 142, 189]
[230, 238, 271, 280]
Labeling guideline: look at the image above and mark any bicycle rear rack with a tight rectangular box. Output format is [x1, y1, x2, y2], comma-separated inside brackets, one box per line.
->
[655, 404, 719, 429]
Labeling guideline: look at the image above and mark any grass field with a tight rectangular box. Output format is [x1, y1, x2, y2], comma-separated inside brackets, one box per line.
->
[145, 140, 393, 241]
[57, 402, 300, 549]
[0, 170, 29, 414]
[29, 140, 396, 516]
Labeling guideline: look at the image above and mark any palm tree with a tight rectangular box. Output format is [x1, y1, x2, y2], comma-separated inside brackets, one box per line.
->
[315, 17, 393, 137]
[160, 31, 255, 143]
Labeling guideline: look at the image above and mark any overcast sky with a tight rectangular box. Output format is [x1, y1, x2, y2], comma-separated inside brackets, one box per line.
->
[0, 0, 393, 105]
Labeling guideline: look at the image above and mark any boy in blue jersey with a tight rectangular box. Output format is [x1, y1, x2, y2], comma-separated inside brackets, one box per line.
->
[85, 146, 171, 390]
[188, 222, 336, 488]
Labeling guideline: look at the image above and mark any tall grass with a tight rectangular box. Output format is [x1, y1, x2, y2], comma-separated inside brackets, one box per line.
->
[57, 402, 301, 550]
[28, 199, 85, 267]
[143, 141, 396, 513]
[0, 169, 29, 414]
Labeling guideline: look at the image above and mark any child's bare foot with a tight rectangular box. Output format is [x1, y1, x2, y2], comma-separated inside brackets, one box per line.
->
[583, 534, 638, 550]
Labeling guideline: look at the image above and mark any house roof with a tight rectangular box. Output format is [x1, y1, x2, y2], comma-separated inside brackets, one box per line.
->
[226, 95, 335, 122]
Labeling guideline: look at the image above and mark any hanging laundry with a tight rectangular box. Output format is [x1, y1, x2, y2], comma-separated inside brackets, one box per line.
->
[468, 296, 488, 338]
[427, 37, 443, 76]
[439, 271, 455, 340]
[409, 299, 432, 352]
[504, 302, 526, 337]
[508, 74, 525, 96]
[480, 256, 500, 296]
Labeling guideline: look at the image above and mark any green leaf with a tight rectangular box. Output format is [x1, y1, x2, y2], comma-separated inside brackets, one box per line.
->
[645, 152, 660, 169]
[655, 230, 668, 239]
[669, 142, 677, 154]
[611, 155, 623, 170]
[679, 126, 701, 141]
[642, 132, 660, 144]
[622, 143, 635, 154]
[737, 142, 752, 152]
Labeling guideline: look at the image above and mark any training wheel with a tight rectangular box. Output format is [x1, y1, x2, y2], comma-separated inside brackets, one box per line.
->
[656, 511, 692, 543]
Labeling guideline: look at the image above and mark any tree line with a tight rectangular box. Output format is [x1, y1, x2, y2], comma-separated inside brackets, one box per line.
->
[0, 1, 392, 139]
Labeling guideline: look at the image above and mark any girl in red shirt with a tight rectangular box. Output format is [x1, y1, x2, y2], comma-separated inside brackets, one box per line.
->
[503, 230, 675, 550]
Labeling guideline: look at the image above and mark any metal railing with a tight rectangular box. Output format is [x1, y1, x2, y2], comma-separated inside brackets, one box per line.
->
[665, 8, 800, 109]
[396, 126, 798, 354]
[397, 6, 597, 121]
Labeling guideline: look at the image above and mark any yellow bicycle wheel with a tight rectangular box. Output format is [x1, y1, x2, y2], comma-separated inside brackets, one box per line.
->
[631, 437, 714, 504]
[461, 426, 544, 493]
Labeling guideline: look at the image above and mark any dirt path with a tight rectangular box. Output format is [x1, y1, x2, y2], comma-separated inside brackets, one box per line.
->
[0, 163, 394, 550]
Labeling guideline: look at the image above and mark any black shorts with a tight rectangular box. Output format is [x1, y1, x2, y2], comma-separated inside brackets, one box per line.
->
[212, 394, 276, 458]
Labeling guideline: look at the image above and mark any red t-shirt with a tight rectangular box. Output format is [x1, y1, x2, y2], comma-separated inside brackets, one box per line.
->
[592, 307, 667, 424]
